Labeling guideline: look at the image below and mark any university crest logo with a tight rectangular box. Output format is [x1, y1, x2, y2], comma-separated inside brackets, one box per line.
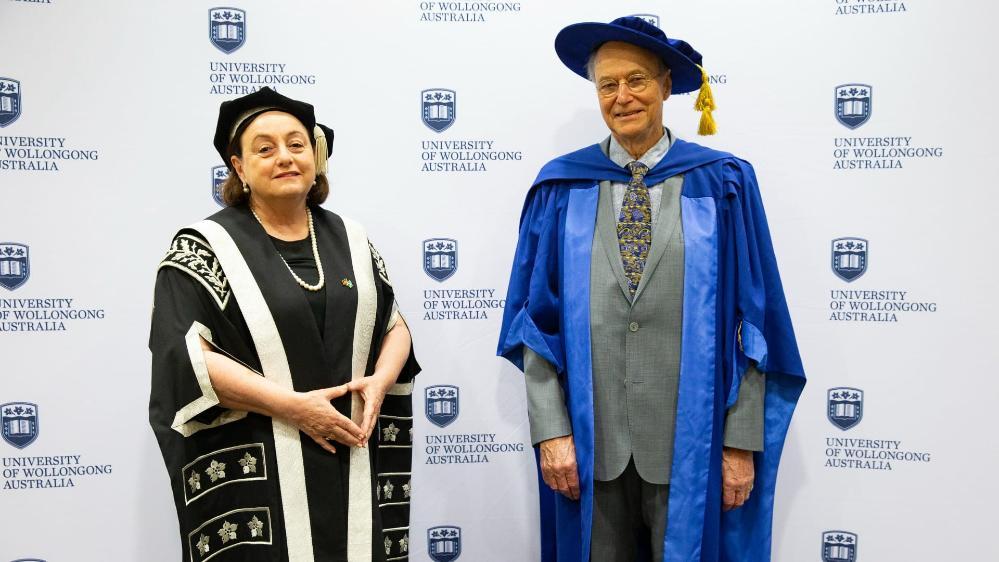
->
[212, 165, 229, 207]
[427, 526, 461, 562]
[425, 385, 459, 428]
[0, 77, 22, 128]
[835, 84, 872, 129]
[2, 402, 39, 449]
[827, 387, 863, 431]
[422, 89, 456, 133]
[424, 238, 458, 282]
[0, 243, 30, 291]
[209, 8, 246, 54]
[630, 13, 660, 27]
[822, 531, 857, 562]
[831, 237, 867, 282]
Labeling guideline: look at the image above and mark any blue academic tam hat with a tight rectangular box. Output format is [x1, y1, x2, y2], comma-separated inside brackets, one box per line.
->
[555, 16, 718, 134]
[555, 16, 705, 94]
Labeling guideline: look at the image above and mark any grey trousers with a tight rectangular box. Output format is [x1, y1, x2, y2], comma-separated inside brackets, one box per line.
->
[590, 458, 670, 562]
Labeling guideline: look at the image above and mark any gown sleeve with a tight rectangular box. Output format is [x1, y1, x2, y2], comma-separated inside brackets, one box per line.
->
[367, 239, 420, 384]
[496, 183, 568, 373]
[148, 233, 255, 441]
[718, 159, 807, 561]
[367, 239, 419, 552]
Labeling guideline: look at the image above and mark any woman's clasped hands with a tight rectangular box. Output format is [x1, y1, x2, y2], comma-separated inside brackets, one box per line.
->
[288, 375, 393, 454]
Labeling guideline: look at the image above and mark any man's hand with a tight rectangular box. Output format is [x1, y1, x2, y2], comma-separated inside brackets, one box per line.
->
[722, 447, 755, 511]
[539, 434, 580, 500]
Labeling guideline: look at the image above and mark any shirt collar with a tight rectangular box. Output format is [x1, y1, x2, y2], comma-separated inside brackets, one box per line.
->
[606, 128, 673, 170]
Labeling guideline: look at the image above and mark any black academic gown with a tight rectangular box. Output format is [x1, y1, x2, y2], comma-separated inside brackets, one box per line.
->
[149, 205, 419, 562]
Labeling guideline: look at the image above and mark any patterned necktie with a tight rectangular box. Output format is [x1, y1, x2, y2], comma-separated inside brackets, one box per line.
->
[617, 160, 652, 296]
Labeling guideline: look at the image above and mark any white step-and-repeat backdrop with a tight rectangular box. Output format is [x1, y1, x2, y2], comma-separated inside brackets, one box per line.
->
[2, 1, 997, 560]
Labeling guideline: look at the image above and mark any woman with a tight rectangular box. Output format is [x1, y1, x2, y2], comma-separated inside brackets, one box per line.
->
[149, 87, 419, 562]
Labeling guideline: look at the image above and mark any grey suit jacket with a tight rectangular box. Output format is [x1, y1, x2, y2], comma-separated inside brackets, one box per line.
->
[524, 146, 764, 485]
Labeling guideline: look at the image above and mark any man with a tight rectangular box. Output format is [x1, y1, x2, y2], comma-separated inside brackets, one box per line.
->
[497, 17, 805, 562]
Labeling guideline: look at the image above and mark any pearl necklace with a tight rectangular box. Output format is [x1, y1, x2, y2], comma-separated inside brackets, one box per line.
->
[251, 207, 326, 292]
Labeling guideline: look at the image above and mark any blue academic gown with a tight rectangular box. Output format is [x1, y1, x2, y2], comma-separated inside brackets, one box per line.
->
[497, 139, 806, 562]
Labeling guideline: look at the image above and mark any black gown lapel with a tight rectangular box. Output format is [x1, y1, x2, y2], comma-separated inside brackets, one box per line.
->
[313, 209, 360, 383]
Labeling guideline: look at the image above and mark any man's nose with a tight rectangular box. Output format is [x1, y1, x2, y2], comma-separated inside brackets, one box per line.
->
[614, 83, 635, 104]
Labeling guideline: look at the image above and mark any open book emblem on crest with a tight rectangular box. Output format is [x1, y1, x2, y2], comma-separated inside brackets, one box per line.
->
[2, 402, 39, 449]
[212, 165, 228, 207]
[209, 8, 246, 54]
[835, 84, 871, 129]
[422, 89, 456, 133]
[0, 78, 21, 128]
[630, 13, 660, 27]
[831, 237, 867, 282]
[427, 525, 461, 562]
[0, 243, 30, 291]
[425, 385, 459, 428]
[827, 388, 863, 431]
[424, 238, 458, 282]
[822, 531, 857, 562]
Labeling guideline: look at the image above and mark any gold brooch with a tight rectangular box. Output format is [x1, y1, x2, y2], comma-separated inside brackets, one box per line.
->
[340, 278, 354, 289]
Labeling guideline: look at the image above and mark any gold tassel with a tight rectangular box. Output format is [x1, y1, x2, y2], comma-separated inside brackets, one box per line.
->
[313, 125, 328, 176]
[694, 65, 717, 136]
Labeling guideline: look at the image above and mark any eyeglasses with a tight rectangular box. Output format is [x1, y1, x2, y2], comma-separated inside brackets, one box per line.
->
[596, 74, 659, 97]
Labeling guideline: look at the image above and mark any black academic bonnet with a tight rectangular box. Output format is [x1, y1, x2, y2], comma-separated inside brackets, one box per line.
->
[213, 87, 334, 169]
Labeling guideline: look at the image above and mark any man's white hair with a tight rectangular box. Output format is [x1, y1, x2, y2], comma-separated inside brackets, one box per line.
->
[585, 46, 671, 82]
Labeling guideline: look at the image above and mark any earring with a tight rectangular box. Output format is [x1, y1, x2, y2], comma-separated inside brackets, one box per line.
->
[242, 182, 250, 194]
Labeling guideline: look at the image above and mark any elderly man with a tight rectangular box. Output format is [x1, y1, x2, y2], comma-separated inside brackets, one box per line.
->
[498, 17, 805, 562]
